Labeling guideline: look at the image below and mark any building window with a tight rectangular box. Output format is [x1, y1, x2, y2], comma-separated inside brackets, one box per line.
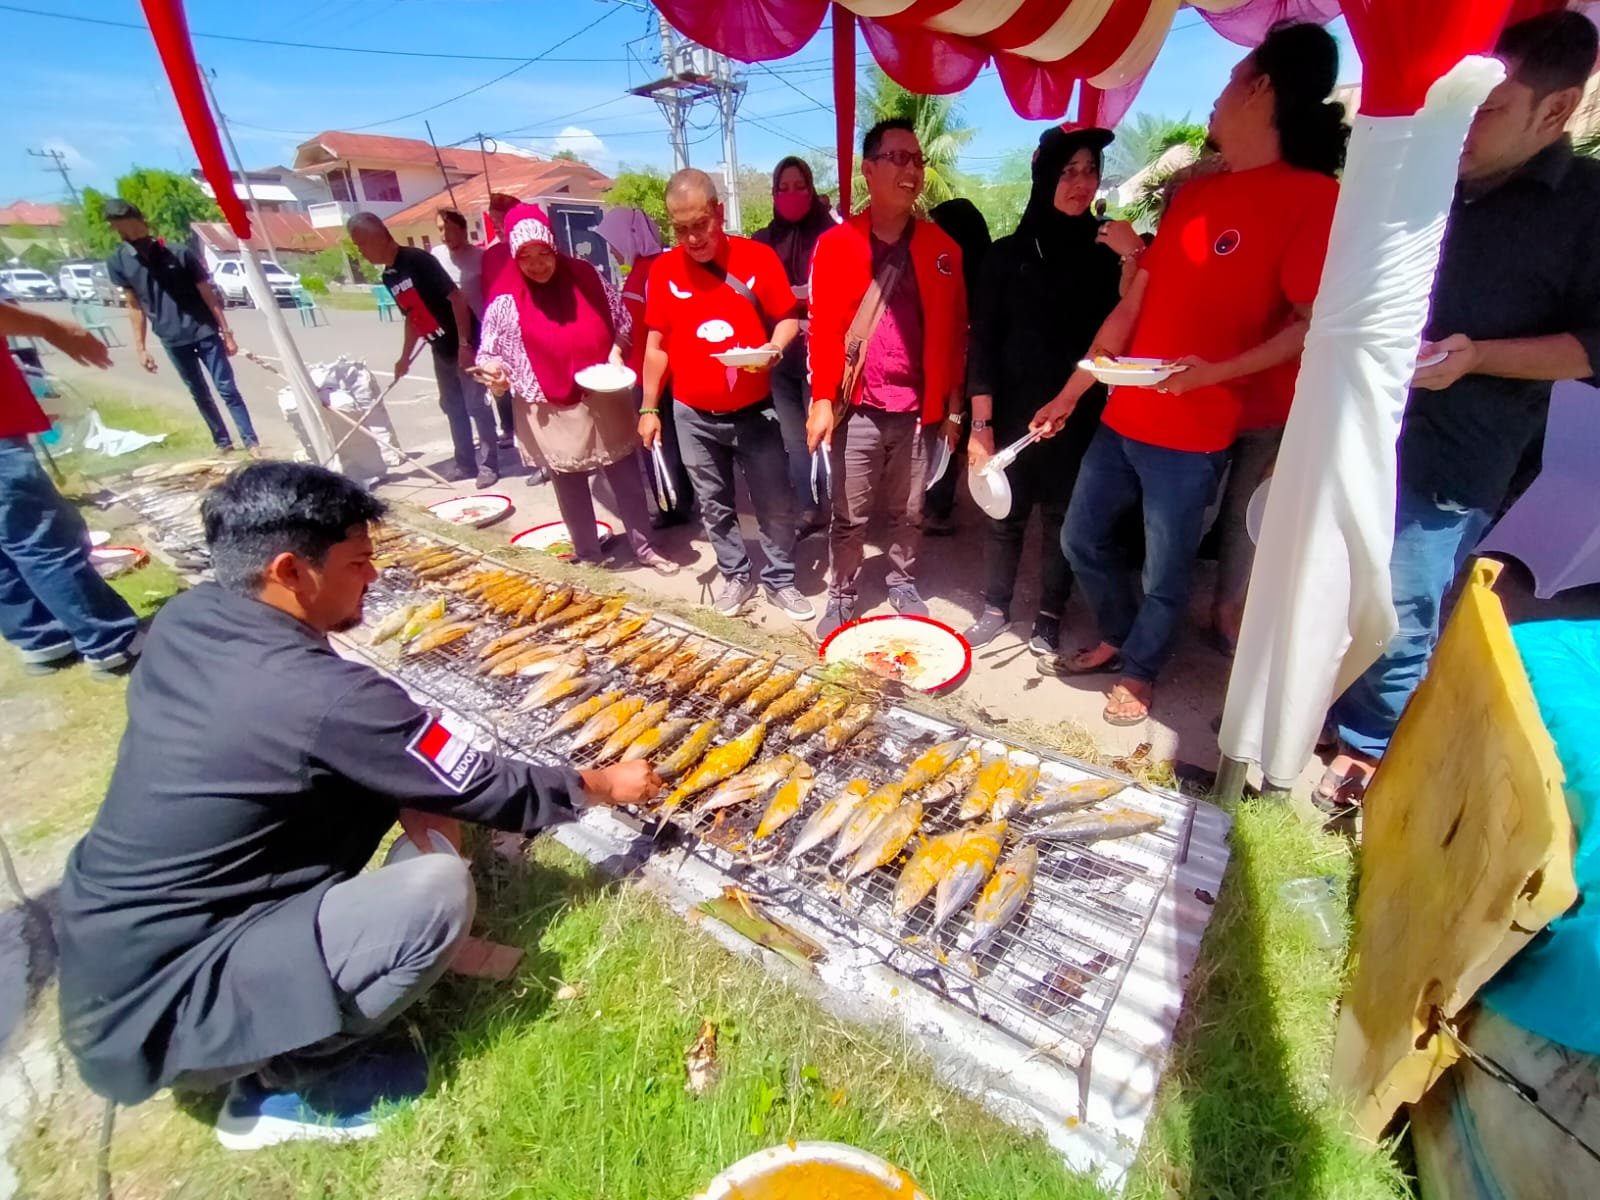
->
[360, 168, 403, 203]
[421, 234, 432, 250]
[327, 167, 354, 203]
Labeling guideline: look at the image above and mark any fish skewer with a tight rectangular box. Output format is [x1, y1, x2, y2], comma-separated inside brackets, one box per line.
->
[568, 695, 647, 753]
[486, 641, 570, 678]
[585, 614, 650, 652]
[623, 717, 699, 766]
[991, 763, 1039, 819]
[892, 829, 967, 919]
[478, 625, 540, 660]
[716, 658, 780, 708]
[405, 621, 475, 656]
[693, 754, 807, 820]
[367, 603, 419, 645]
[1022, 777, 1129, 819]
[518, 648, 587, 679]
[740, 668, 804, 717]
[958, 757, 1011, 821]
[786, 690, 849, 743]
[545, 689, 626, 738]
[648, 718, 719, 777]
[697, 652, 762, 696]
[596, 699, 671, 762]
[605, 631, 668, 673]
[662, 649, 725, 696]
[630, 631, 689, 676]
[820, 702, 875, 753]
[658, 723, 767, 819]
[516, 661, 589, 711]
[757, 678, 822, 726]
[921, 749, 981, 809]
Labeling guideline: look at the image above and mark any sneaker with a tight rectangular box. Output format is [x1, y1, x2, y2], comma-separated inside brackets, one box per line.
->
[475, 468, 499, 490]
[214, 1048, 427, 1151]
[887, 585, 929, 617]
[712, 575, 757, 617]
[1028, 614, 1061, 656]
[765, 585, 816, 620]
[22, 654, 78, 678]
[962, 608, 1009, 648]
[815, 594, 857, 640]
[87, 651, 139, 681]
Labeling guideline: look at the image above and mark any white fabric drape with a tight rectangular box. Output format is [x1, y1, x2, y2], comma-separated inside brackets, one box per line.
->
[928, 0, 1031, 37]
[1218, 56, 1506, 787]
[1089, 0, 1181, 88]
[1014, 0, 1118, 59]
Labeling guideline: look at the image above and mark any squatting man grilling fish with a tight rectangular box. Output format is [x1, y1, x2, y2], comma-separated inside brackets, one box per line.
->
[56, 461, 661, 1149]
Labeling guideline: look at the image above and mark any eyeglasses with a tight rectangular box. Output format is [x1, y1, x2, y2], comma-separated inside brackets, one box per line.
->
[869, 150, 927, 169]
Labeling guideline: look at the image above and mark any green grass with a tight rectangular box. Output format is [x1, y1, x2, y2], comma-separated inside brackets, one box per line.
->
[319, 289, 380, 311]
[44, 383, 215, 480]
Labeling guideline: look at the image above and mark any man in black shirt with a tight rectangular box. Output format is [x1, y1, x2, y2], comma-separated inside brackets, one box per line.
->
[1326, 11, 1600, 805]
[57, 462, 659, 1147]
[104, 198, 259, 452]
[348, 212, 500, 487]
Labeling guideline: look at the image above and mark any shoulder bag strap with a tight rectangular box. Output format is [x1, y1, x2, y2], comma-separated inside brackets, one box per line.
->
[700, 258, 773, 337]
[837, 250, 905, 407]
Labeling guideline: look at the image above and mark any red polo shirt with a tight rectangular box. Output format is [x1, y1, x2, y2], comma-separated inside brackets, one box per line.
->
[1104, 161, 1338, 453]
[0, 349, 49, 439]
[644, 236, 795, 413]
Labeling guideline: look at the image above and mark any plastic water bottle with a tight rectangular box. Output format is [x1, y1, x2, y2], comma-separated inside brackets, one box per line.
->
[1279, 876, 1343, 952]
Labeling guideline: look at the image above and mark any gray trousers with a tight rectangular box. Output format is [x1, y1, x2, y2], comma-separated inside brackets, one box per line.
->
[433, 352, 500, 477]
[827, 407, 935, 598]
[549, 459, 656, 563]
[173, 851, 476, 1093]
[1213, 427, 1282, 614]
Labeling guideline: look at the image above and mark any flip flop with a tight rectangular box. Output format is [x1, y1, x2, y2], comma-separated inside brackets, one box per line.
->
[1038, 647, 1124, 678]
[1311, 763, 1370, 815]
[1103, 683, 1151, 727]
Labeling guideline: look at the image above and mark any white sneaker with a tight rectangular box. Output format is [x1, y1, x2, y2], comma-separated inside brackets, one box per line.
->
[765, 585, 816, 620]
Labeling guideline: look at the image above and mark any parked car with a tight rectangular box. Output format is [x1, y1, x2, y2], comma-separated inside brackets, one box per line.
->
[211, 257, 300, 307]
[0, 268, 65, 301]
[58, 262, 121, 305]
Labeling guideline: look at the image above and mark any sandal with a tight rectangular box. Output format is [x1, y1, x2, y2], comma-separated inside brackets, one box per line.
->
[1103, 682, 1151, 727]
[637, 547, 681, 577]
[1038, 645, 1124, 679]
[1311, 755, 1375, 815]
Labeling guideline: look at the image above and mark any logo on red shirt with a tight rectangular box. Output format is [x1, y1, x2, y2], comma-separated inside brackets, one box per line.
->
[391, 278, 443, 341]
[1214, 229, 1242, 256]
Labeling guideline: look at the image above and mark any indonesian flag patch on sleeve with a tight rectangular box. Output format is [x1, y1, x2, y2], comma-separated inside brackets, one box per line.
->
[407, 715, 485, 793]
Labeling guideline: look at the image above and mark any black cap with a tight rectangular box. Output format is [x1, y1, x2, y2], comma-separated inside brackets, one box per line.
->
[102, 198, 144, 222]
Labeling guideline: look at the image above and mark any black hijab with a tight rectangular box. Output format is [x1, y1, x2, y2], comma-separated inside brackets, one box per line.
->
[1017, 125, 1115, 263]
[929, 198, 991, 295]
[753, 155, 837, 285]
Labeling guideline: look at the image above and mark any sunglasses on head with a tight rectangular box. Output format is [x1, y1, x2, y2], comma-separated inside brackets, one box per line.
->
[869, 150, 927, 169]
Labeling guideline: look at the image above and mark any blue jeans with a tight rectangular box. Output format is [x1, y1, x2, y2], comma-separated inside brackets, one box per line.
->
[1332, 482, 1493, 758]
[164, 334, 258, 449]
[1062, 427, 1226, 685]
[673, 399, 797, 590]
[0, 438, 140, 665]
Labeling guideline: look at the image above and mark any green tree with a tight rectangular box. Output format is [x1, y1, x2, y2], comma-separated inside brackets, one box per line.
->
[964, 148, 1033, 240]
[855, 65, 975, 208]
[114, 167, 221, 244]
[551, 148, 585, 164]
[20, 243, 62, 273]
[602, 167, 671, 243]
[1103, 113, 1208, 185]
[736, 165, 773, 235]
[64, 189, 117, 258]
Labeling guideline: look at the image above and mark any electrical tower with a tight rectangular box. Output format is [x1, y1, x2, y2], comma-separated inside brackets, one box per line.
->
[28, 147, 80, 205]
[630, 19, 747, 230]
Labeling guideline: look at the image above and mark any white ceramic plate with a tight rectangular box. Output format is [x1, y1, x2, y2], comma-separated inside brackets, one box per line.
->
[426, 493, 513, 528]
[967, 461, 1014, 520]
[90, 545, 149, 577]
[1246, 477, 1271, 545]
[695, 1141, 929, 1200]
[819, 613, 971, 693]
[711, 346, 776, 368]
[1078, 356, 1188, 387]
[89, 530, 111, 547]
[509, 520, 614, 559]
[1415, 350, 1449, 370]
[573, 362, 638, 393]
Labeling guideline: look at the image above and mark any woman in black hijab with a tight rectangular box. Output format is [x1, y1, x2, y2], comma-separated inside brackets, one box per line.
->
[963, 126, 1143, 653]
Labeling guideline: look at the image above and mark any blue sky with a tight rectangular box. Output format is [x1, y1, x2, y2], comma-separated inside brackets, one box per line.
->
[2, 0, 1359, 205]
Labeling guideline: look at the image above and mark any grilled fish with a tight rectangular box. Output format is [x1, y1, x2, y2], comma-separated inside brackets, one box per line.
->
[901, 738, 969, 793]
[596, 699, 671, 762]
[958, 757, 1012, 821]
[562, 598, 627, 641]
[716, 658, 779, 708]
[416, 555, 474, 581]
[405, 620, 474, 656]
[696, 754, 805, 816]
[630, 631, 688, 676]
[624, 717, 700, 766]
[741, 668, 804, 717]
[787, 779, 871, 861]
[757, 678, 822, 726]
[931, 821, 1007, 932]
[659, 723, 767, 817]
[921, 749, 981, 808]
[644, 644, 704, 689]
[516, 661, 588, 711]
[820, 702, 875, 753]
[845, 797, 923, 883]
[786, 690, 849, 742]
[537, 594, 606, 633]
[486, 641, 570, 678]
[829, 782, 906, 864]
[533, 585, 574, 623]
[546, 689, 626, 738]
[606, 631, 668, 673]
[992, 763, 1039, 820]
[968, 844, 1038, 956]
[891, 829, 967, 919]
[1023, 807, 1162, 845]
[398, 597, 449, 644]
[585, 613, 650, 652]
[518, 648, 587, 679]
[479, 625, 539, 659]
[754, 764, 817, 840]
[1022, 777, 1128, 819]
[568, 695, 646, 753]
[367, 603, 418, 645]
[696, 652, 758, 696]
[661, 649, 724, 696]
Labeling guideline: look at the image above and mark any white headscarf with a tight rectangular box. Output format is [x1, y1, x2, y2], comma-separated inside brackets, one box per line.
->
[594, 206, 663, 266]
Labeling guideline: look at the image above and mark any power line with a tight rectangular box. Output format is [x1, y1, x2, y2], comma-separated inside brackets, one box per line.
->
[751, 60, 835, 118]
[27, 146, 80, 204]
[0, 2, 630, 62]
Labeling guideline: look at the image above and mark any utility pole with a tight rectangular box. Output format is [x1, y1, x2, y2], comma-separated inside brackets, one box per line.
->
[713, 53, 746, 234]
[28, 148, 80, 205]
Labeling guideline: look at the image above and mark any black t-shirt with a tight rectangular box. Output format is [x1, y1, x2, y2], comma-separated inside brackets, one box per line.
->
[1400, 141, 1600, 512]
[106, 238, 217, 347]
[382, 246, 476, 359]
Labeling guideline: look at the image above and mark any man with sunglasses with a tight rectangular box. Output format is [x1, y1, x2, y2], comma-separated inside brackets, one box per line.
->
[807, 119, 969, 638]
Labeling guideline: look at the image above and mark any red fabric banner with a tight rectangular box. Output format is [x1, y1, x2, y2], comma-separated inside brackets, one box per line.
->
[834, 5, 856, 215]
[1340, 0, 1514, 116]
[994, 54, 1080, 120]
[139, 0, 250, 238]
[860, 15, 988, 95]
[653, 0, 827, 62]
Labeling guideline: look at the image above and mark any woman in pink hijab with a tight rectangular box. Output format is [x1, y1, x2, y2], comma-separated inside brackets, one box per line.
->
[473, 205, 677, 574]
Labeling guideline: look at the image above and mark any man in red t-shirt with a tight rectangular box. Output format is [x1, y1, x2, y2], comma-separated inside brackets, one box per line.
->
[641, 169, 812, 620]
[1029, 21, 1344, 726]
[1, 302, 141, 675]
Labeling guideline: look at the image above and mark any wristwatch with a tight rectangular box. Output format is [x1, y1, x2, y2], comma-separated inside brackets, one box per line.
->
[972, 418, 992, 432]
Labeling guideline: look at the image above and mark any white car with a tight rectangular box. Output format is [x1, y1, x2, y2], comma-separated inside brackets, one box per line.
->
[59, 262, 120, 304]
[211, 258, 300, 307]
[0, 268, 64, 301]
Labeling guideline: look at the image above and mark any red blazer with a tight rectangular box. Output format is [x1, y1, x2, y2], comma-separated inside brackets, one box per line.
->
[807, 212, 967, 427]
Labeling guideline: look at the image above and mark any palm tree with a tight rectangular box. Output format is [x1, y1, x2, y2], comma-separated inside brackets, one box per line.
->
[855, 65, 975, 208]
[1103, 112, 1209, 186]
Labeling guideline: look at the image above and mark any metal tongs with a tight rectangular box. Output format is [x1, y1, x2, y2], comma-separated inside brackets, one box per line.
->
[650, 442, 678, 514]
[810, 446, 833, 506]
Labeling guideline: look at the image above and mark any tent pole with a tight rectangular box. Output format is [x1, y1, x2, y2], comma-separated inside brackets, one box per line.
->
[832, 5, 856, 215]
[1212, 755, 1249, 805]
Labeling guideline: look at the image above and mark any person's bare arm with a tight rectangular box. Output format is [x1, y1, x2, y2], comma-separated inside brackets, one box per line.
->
[394, 315, 422, 381]
[639, 329, 668, 447]
[118, 288, 157, 372]
[1030, 270, 1150, 435]
[0, 300, 110, 368]
[1413, 332, 1593, 391]
[1163, 302, 1315, 396]
[199, 281, 236, 355]
[449, 287, 476, 373]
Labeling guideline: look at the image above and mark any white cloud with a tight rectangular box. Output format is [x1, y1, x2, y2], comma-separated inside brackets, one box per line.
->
[41, 138, 92, 170]
[530, 126, 612, 166]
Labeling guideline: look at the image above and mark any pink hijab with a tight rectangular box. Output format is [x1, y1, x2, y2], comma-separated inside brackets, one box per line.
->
[503, 204, 614, 406]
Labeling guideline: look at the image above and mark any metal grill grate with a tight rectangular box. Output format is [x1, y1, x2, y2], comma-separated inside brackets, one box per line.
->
[111, 498, 1198, 1117]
